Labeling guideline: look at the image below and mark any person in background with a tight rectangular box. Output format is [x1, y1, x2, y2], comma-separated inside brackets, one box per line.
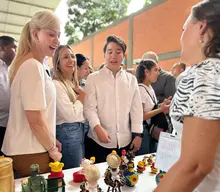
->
[136, 59, 170, 154]
[89, 65, 94, 74]
[84, 35, 143, 163]
[126, 68, 135, 75]
[0, 36, 17, 156]
[53, 45, 85, 169]
[76, 53, 90, 89]
[98, 63, 105, 70]
[171, 62, 186, 78]
[2, 10, 62, 178]
[171, 62, 187, 89]
[142, 51, 176, 103]
[155, 1, 220, 191]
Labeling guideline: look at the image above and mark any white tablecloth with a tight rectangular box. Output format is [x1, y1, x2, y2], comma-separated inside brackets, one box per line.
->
[15, 155, 157, 192]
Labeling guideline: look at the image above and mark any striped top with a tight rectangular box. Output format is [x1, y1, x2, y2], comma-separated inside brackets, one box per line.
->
[170, 58, 220, 192]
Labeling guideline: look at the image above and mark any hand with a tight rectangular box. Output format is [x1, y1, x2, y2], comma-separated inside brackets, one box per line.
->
[56, 139, 62, 152]
[94, 125, 111, 144]
[74, 86, 85, 104]
[163, 96, 172, 105]
[130, 136, 142, 152]
[48, 147, 62, 162]
[74, 86, 85, 95]
[160, 103, 170, 114]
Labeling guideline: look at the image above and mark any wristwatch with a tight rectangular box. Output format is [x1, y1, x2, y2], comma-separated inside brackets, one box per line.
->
[133, 132, 144, 138]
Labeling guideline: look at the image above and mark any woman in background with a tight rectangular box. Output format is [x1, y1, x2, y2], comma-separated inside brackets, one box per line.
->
[136, 59, 170, 154]
[53, 45, 85, 169]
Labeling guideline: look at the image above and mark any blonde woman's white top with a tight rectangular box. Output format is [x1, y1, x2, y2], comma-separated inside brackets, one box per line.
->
[2, 58, 56, 155]
[53, 80, 85, 125]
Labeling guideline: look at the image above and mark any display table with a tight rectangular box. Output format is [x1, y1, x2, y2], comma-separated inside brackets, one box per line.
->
[15, 155, 157, 192]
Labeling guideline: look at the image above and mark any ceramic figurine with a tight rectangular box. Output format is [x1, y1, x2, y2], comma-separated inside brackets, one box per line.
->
[120, 150, 128, 172]
[104, 152, 125, 192]
[90, 156, 96, 164]
[21, 164, 46, 192]
[147, 155, 153, 166]
[48, 161, 64, 179]
[80, 164, 102, 192]
[73, 157, 95, 183]
[111, 150, 117, 155]
[142, 156, 148, 170]
[137, 161, 145, 173]
[155, 170, 166, 185]
[21, 164, 66, 192]
[123, 150, 139, 187]
[150, 162, 158, 174]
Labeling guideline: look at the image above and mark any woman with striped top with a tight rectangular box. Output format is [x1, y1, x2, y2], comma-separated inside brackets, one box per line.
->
[155, 1, 220, 191]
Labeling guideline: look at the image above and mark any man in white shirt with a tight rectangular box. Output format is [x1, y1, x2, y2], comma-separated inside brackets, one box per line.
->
[84, 35, 143, 163]
[0, 36, 17, 155]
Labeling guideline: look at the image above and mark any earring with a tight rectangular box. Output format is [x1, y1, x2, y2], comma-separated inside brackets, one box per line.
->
[199, 39, 204, 43]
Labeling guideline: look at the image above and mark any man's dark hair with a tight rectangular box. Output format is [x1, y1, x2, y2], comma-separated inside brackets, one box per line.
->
[0, 36, 16, 47]
[76, 53, 88, 67]
[103, 35, 127, 54]
[179, 62, 186, 71]
[136, 59, 157, 83]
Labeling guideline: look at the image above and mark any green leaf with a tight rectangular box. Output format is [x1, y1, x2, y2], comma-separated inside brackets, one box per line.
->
[65, 0, 131, 44]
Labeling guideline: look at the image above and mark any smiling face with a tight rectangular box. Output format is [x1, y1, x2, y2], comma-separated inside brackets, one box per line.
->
[35, 28, 60, 57]
[59, 47, 76, 77]
[104, 42, 124, 72]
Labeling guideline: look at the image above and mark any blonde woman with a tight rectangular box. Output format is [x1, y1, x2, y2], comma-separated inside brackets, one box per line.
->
[2, 10, 62, 178]
[53, 45, 85, 169]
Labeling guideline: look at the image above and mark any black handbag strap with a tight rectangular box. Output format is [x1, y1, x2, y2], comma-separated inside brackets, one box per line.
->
[139, 84, 157, 105]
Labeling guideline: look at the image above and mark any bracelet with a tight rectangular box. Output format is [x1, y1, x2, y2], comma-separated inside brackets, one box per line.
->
[47, 144, 55, 153]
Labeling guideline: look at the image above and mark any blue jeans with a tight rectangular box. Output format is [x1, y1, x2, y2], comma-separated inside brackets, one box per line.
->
[136, 127, 158, 155]
[56, 122, 84, 169]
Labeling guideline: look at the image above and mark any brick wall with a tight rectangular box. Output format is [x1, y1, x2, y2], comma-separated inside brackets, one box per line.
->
[48, 0, 202, 71]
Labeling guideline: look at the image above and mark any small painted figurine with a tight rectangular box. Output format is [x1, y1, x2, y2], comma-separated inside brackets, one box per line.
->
[90, 156, 96, 164]
[21, 164, 46, 192]
[150, 162, 158, 174]
[80, 165, 102, 192]
[142, 156, 148, 170]
[137, 161, 145, 173]
[48, 161, 64, 179]
[111, 150, 117, 155]
[147, 155, 153, 166]
[21, 164, 66, 192]
[104, 152, 125, 192]
[123, 150, 139, 187]
[155, 170, 166, 185]
[73, 157, 95, 183]
[120, 150, 128, 172]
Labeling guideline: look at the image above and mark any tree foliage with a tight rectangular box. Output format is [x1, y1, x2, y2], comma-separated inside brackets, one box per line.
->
[65, 0, 131, 45]
[145, 0, 154, 6]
